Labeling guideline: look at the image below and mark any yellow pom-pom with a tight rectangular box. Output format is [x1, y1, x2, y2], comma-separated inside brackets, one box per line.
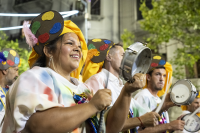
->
[92, 39, 101, 42]
[10, 50, 16, 56]
[153, 56, 161, 60]
[42, 11, 54, 21]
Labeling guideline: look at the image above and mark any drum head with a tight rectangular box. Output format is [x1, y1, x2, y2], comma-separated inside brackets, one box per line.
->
[182, 113, 200, 132]
[170, 79, 193, 105]
[131, 49, 151, 76]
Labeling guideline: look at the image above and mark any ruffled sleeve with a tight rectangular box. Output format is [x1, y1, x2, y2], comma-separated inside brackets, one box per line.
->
[8, 67, 62, 132]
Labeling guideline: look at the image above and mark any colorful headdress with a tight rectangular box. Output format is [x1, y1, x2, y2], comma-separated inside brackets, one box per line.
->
[0, 48, 20, 70]
[143, 55, 173, 97]
[82, 39, 115, 82]
[24, 10, 87, 79]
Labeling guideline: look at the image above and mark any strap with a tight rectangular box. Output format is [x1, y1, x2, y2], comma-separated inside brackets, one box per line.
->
[0, 87, 6, 109]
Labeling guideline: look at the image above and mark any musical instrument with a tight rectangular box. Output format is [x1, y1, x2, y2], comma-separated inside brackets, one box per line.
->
[120, 42, 152, 82]
[182, 113, 200, 132]
[170, 79, 197, 105]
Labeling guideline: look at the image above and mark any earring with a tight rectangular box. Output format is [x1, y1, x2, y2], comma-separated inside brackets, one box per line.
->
[48, 56, 52, 66]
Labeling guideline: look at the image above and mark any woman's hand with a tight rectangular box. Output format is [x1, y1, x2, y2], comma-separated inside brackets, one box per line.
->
[89, 89, 112, 112]
[124, 73, 146, 93]
[140, 112, 160, 127]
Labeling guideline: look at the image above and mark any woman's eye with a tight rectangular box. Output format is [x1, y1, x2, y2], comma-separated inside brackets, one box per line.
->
[66, 42, 73, 45]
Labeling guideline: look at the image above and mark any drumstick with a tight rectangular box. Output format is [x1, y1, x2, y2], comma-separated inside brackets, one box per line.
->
[98, 65, 110, 133]
[155, 72, 170, 113]
[188, 106, 200, 118]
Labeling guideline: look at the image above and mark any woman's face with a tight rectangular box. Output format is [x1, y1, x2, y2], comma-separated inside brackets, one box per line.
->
[53, 32, 82, 74]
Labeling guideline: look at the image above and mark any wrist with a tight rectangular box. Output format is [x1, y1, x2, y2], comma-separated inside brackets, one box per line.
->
[88, 102, 99, 113]
[166, 123, 172, 131]
[122, 86, 132, 97]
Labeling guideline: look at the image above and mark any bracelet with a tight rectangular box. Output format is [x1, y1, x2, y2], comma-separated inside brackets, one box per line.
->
[137, 117, 145, 128]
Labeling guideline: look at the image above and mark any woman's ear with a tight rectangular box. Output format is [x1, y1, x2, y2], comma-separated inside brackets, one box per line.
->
[43, 46, 52, 58]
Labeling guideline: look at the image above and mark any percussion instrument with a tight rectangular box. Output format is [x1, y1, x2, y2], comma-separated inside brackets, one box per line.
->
[170, 79, 197, 105]
[120, 42, 152, 82]
[182, 113, 200, 132]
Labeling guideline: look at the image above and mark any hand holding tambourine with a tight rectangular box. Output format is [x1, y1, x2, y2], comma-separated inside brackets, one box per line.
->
[124, 73, 146, 93]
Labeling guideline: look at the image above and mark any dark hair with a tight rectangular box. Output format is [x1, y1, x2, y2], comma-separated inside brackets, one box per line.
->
[147, 66, 165, 76]
[33, 35, 64, 67]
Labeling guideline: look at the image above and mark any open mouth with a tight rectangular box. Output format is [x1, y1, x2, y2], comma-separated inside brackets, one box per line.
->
[70, 55, 79, 59]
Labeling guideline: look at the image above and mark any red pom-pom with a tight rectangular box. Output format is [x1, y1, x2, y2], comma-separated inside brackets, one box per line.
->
[38, 33, 50, 43]
[151, 63, 158, 67]
[99, 44, 109, 51]
[7, 60, 14, 66]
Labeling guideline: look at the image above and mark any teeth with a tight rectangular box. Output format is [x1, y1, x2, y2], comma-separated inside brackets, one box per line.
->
[71, 55, 79, 58]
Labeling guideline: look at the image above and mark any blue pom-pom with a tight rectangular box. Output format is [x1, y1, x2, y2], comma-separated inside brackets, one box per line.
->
[49, 22, 62, 34]
[15, 57, 19, 64]
[104, 40, 111, 44]
[0, 52, 7, 62]
[159, 60, 166, 65]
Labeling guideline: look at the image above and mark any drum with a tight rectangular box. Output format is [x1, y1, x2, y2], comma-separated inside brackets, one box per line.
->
[170, 79, 197, 105]
[120, 42, 152, 82]
[182, 113, 200, 132]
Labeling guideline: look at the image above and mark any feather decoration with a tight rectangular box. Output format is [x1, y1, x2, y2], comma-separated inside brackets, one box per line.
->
[0, 52, 7, 63]
[23, 21, 38, 47]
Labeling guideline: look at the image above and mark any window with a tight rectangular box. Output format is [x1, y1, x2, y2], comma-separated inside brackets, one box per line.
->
[91, 0, 100, 15]
[137, 0, 152, 20]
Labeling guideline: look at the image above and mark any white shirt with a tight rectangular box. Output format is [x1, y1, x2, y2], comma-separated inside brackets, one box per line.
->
[85, 69, 149, 117]
[134, 88, 169, 123]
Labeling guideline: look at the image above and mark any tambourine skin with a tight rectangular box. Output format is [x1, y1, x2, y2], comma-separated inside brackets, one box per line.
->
[181, 113, 200, 132]
[170, 79, 197, 105]
[120, 42, 152, 82]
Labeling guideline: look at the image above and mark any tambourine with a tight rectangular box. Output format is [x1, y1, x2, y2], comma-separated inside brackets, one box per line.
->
[182, 113, 200, 132]
[120, 42, 152, 82]
[170, 79, 197, 105]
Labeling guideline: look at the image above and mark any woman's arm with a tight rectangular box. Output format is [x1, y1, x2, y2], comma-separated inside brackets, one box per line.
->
[24, 89, 112, 133]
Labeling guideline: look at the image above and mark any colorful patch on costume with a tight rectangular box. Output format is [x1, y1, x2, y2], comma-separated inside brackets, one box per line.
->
[88, 44, 96, 50]
[153, 56, 161, 60]
[2, 61, 6, 65]
[10, 50, 16, 56]
[3, 51, 9, 58]
[31, 21, 41, 35]
[0, 52, 6, 63]
[42, 11, 54, 21]
[104, 40, 111, 44]
[92, 39, 101, 42]
[159, 60, 166, 65]
[99, 44, 109, 51]
[49, 22, 62, 34]
[7, 60, 14, 66]
[15, 57, 20, 64]
[38, 33, 50, 43]
[151, 62, 158, 67]
[18, 59, 21, 67]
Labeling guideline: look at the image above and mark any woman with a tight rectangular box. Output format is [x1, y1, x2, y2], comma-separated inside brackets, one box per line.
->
[2, 10, 146, 133]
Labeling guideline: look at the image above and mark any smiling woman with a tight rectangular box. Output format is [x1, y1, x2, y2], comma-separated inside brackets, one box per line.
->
[1, 10, 147, 133]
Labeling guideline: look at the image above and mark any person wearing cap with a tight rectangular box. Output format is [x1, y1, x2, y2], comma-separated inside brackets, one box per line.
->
[83, 40, 160, 133]
[2, 10, 146, 133]
[0, 48, 19, 124]
[134, 55, 185, 132]
[175, 92, 200, 133]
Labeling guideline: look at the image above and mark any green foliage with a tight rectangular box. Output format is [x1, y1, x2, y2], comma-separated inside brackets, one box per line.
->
[0, 31, 31, 75]
[139, 0, 200, 79]
[120, 29, 135, 50]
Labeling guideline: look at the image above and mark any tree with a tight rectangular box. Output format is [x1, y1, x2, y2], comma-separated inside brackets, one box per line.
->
[0, 31, 31, 75]
[121, 29, 135, 50]
[138, 0, 200, 79]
